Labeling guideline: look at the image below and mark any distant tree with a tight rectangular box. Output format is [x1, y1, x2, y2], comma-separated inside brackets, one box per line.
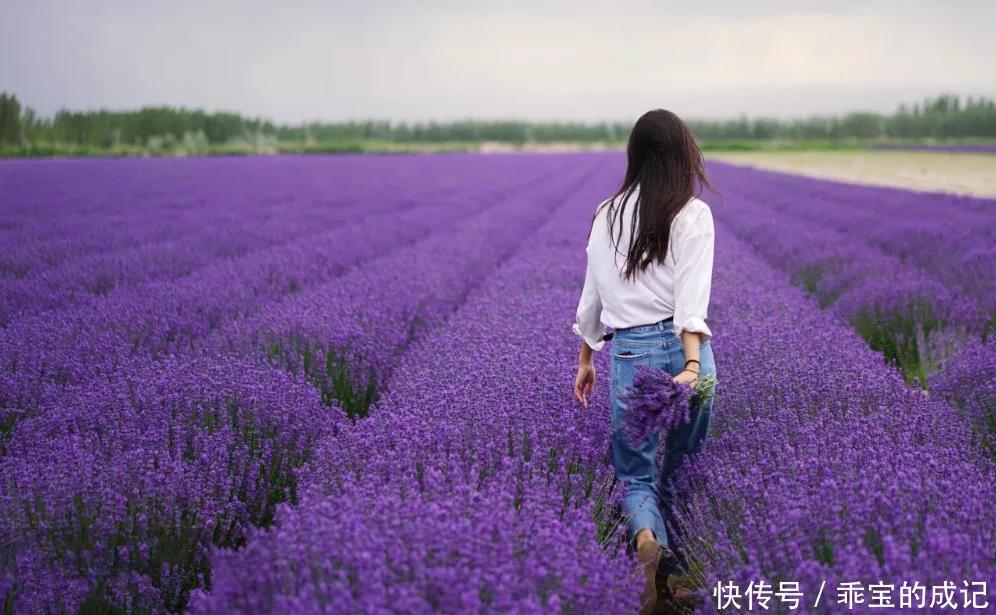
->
[839, 112, 883, 139]
[0, 92, 23, 144]
[20, 106, 38, 139]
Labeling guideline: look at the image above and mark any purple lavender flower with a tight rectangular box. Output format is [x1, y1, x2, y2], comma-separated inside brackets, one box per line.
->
[620, 365, 695, 446]
[1, 153, 993, 614]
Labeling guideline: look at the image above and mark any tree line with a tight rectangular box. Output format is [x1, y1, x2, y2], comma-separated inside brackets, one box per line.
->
[1, 92, 994, 151]
[689, 95, 996, 141]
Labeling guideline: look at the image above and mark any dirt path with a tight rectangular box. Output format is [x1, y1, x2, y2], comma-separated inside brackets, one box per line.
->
[707, 151, 996, 198]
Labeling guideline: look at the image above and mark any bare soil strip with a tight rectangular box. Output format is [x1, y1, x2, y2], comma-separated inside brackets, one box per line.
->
[707, 151, 996, 198]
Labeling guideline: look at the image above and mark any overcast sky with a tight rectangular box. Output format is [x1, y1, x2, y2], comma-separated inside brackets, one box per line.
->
[3, 0, 995, 123]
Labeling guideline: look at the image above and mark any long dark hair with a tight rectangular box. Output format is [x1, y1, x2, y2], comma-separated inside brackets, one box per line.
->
[598, 109, 713, 280]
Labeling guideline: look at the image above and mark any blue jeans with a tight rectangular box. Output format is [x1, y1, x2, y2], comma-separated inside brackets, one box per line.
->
[609, 317, 717, 551]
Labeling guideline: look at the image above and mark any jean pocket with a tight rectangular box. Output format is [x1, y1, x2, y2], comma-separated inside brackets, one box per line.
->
[611, 350, 652, 391]
[611, 350, 652, 430]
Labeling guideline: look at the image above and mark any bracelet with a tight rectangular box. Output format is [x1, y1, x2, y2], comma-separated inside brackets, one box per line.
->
[684, 359, 701, 368]
[679, 369, 699, 377]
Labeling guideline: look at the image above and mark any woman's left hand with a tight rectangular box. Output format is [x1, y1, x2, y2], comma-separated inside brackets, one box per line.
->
[673, 370, 698, 386]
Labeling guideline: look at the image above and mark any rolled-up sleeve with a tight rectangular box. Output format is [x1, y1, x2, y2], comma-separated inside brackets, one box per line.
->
[573, 253, 606, 351]
[672, 207, 714, 342]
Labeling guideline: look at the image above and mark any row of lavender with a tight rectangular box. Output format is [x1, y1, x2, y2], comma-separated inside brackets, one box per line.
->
[0, 155, 602, 611]
[706, 162, 996, 453]
[188, 161, 995, 612]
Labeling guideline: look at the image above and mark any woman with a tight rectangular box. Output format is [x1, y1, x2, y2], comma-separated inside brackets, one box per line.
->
[572, 109, 716, 614]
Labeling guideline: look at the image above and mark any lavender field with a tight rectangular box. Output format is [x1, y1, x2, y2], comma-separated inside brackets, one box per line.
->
[1, 154, 993, 613]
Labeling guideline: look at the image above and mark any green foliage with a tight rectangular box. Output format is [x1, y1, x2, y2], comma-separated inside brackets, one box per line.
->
[693, 375, 719, 406]
[265, 339, 378, 419]
[849, 300, 940, 388]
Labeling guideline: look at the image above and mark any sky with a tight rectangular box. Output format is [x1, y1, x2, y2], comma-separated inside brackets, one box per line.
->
[2, 0, 995, 124]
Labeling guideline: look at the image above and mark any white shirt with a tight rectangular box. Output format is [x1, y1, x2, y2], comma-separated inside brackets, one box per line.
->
[573, 184, 715, 351]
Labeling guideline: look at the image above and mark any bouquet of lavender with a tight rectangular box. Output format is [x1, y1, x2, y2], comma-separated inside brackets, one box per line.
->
[621, 365, 718, 446]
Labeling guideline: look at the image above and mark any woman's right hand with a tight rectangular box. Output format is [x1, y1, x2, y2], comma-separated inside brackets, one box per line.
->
[574, 362, 596, 408]
[673, 369, 698, 386]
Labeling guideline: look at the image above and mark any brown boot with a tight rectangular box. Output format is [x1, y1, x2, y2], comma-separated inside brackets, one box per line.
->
[670, 576, 701, 603]
[659, 572, 702, 612]
[636, 535, 663, 615]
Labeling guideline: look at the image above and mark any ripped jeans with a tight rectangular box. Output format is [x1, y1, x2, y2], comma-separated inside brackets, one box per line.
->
[609, 317, 716, 551]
